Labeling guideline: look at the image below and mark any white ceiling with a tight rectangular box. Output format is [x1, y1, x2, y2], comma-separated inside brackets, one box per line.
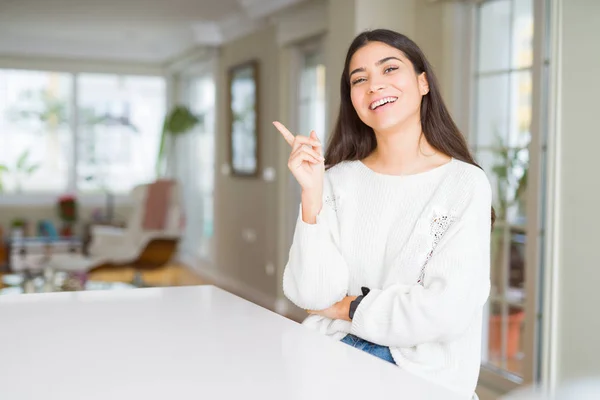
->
[0, 0, 305, 64]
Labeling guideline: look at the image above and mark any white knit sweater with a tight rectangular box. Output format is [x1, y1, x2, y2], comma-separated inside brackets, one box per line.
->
[283, 158, 492, 399]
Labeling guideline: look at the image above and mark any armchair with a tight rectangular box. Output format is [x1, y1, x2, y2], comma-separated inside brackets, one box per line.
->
[50, 179, 184, 286]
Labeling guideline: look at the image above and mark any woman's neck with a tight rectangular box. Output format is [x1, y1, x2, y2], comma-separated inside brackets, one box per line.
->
[364, 120, 449, 176]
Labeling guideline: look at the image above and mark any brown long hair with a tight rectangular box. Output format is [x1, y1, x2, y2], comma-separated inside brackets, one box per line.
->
[325, 29, 495, 226]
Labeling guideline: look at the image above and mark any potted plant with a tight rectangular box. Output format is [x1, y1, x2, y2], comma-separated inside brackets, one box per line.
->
[10, 217, 29, 237]
[57, 194, 78, 237]
[488, 133, 529, 359]
[155, 105, 202, 177]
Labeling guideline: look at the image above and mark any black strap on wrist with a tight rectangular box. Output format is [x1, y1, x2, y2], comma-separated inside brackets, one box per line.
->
[349, 286, 370, 320]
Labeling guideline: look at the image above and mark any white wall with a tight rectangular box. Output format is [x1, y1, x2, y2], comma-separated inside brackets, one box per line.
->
[212, 26, 281, 307]
[355, 0, 416, 36]
[554, 0, 600, 383]
[324, 0, 357, 130]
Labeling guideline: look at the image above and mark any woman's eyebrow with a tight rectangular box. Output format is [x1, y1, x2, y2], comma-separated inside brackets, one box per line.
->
[349, 56, 403, 77]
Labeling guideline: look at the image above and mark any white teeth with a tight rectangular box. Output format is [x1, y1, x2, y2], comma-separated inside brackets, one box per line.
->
[370, 97, 397, 110]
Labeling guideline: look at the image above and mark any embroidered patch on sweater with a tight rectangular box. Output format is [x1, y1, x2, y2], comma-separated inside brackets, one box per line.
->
[324, 195, 339, 212]
[417, 212, 457, 285]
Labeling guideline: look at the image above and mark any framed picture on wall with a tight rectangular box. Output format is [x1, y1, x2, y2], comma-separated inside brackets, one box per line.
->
[228, 60, 259, 177]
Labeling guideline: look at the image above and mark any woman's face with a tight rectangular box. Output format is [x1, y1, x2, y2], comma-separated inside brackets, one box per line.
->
[348, 41, 429, 133]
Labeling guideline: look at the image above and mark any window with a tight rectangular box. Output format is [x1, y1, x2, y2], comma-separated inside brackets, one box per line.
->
[0, 68, 165, 196]
[77, 74, 165, 194]
[298, 47, 326, 144]
[0, 70, 73, 193]
[174, 67, 216, 263]
[187, 75, 215, 260]
[286, 40, 326, 245]
[473, 0, 538, 382]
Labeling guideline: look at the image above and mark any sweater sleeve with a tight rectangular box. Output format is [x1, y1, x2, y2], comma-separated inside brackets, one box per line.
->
[350, 173, 492, 348]
[282, 174, 350, 311]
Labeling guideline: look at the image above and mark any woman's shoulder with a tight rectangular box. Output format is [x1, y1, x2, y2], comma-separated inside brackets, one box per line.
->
[325, 160, 362, 181]
[441, 160, 493, 216]
[447, 159, 492, 193]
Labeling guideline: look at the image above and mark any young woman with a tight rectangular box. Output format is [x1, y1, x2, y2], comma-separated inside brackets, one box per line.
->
[274, 29, 493, 399]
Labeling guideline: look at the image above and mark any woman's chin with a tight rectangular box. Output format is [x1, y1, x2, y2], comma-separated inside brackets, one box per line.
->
[368, 118, 404, 133]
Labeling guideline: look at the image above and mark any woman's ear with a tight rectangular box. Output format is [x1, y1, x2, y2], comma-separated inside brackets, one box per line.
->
[419, 72, 430, 95]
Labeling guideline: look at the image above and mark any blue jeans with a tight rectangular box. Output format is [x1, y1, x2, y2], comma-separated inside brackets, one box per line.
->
[341, 334, 395, 364]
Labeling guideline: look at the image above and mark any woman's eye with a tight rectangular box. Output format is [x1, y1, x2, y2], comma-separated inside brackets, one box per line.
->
[351, 78, 366, 85]
[384, 66, 399, 74]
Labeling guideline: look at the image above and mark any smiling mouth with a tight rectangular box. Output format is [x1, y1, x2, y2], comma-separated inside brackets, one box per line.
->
[369, 97, 398, 110]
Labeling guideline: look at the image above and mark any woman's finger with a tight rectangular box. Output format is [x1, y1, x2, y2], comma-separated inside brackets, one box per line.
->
[273, 121, 322, 149]
[309, 130, 321, 146]
[309, 131, 323, 156]
[293, 135, 321, 147]
[273, 121, 295, 147]
[292, 136, 321, 156]
[291, 144, 324, 162]
[289, 151, 321, 169]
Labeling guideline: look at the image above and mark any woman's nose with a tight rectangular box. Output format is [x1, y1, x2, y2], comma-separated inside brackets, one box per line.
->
[368, 81, 386, 94]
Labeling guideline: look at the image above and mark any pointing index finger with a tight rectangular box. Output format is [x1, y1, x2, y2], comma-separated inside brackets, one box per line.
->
[273, 121, 295, 147]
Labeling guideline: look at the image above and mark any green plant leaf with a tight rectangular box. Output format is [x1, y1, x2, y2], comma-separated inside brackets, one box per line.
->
[156, 105, 202, 176]
[16, 149, 31, 169]
[165, 105, 201, 135]
[515, 165, 529, 201]
[26, 164, 40, 174]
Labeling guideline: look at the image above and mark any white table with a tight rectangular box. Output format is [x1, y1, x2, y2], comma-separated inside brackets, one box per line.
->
[0, 285, 463, 400]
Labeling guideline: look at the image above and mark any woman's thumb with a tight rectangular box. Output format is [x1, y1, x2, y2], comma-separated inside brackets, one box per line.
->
[310, 130, 319, 142]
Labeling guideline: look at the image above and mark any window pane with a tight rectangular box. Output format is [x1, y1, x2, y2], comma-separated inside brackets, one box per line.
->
[490, 226, 507, 299]
[475, 74, 510, 148]
[0, 70, 72, 193]
[508, 228, 526, 293]
[506, 145, 529, 226]
[486, 300, 503, 362]
[190, 76, 215, 260]
[299, 49, 326, 145]
[476, 149, 506, 214]
[509, 71, 532, 148]
[478, 0, 511, 72]
[190, 77, 215, 202]
[513, 0, 534, 69]
[486, 302, 525, 375]
[76, 74, 165, 194]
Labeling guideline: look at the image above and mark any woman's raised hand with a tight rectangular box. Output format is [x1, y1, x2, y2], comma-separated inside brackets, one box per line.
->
[273, 121, 324, 192]
[273, 121, 324, 224]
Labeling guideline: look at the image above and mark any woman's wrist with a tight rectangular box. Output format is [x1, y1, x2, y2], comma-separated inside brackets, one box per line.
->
[349, 287, 371, 320]
[301, 190, 322, 224]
